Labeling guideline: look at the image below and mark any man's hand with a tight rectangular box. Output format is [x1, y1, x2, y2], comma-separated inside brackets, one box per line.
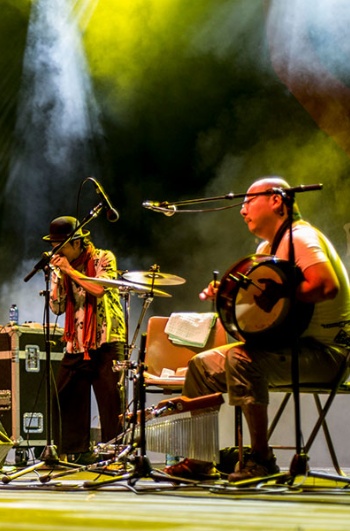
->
[254, 278, 288, 312]
[199, 280, 220, 301]
[50, 254, 72, 275]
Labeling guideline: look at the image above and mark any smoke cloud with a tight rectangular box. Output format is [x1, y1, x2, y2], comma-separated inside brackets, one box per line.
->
[1, 0, 350, 329]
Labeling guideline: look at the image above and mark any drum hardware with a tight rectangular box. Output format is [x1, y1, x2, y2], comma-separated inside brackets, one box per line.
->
[116, 270, 173, 440]
[83, 276, 171, 439]
[84, 274, 171, 426]
[216, 254, 314, 347]
[82, 334, 196, 490]
[28, 262, 180, 484]
[85, 277, 172, 298]
[69, 266, 190, 488]
[112, 359, 137, 372]
[122, 265, 186, 286]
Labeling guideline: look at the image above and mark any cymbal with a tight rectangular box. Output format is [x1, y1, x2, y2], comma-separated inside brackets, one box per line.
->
[85, 277, 171, 298]
[122, 271, 186, 286]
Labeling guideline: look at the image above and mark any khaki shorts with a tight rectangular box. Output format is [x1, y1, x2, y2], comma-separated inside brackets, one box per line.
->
[183, 339, 348, 406]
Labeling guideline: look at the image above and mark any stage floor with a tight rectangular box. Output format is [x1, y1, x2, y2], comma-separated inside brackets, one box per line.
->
[0, 461, 350, 530]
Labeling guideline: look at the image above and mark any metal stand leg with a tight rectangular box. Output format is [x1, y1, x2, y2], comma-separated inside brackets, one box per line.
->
[83, 334, 196, 491]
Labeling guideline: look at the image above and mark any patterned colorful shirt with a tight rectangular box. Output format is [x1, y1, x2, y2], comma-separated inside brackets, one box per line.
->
[50, 248, 126, 353]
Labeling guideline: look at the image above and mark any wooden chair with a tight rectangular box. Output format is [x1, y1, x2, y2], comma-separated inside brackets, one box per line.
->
[144, 315, 227, 394]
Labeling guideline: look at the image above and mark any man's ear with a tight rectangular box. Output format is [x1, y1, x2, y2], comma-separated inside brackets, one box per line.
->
[271, 193, 284, 216]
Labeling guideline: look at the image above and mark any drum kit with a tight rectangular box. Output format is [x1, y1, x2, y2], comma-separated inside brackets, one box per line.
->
[83, 265, 187, 477]
[86, 264, 186, 358]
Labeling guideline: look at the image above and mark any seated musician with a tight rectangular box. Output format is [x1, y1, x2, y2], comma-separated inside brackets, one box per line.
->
[164, 176, 350, 482]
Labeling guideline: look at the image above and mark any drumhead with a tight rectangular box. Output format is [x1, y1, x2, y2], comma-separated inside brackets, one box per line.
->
[216, 254, 313, 346]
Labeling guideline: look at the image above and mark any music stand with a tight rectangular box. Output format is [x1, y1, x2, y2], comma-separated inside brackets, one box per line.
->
[1, 204, 104, 484]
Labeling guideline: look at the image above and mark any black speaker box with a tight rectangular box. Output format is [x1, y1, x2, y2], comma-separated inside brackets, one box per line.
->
[0, 324, 65, 448]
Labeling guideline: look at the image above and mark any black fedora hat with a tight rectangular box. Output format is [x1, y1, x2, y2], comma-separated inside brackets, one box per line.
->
[42, 216, 90, 242]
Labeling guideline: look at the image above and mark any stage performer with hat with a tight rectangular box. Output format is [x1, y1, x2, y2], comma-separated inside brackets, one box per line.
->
[43, 216, 126, 464]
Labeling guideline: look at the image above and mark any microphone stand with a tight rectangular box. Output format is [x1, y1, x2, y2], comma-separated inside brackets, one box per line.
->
[280, 189, 306, 475]
[82, 334, 196, 492]
[217, 187, 314, 486]
[145, 183, 327, 484]
[23, 203, 104, 284]
[223, 187, 350, 490]
[166, 184, 350, 490]
[280, 191, 350, 486]
[1, 204, 104, 484]
[142, 184, 323, 215]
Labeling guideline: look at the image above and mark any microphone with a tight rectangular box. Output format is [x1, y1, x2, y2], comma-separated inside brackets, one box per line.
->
[142, 200, 177, 217]
[91, 178, 119, 222]
[271, 183, 323, 195]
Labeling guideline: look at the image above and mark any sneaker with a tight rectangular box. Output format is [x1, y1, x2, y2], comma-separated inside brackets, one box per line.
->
[217, 446, 251, 474]
[163, 458, 220, 481]
[228, 451, 280, 482]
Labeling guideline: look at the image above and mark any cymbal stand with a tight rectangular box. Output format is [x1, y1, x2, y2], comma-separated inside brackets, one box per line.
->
[83, 333, 196, 491]
[125, 264, 159, 356]
[116, 281, 161, 419]
[116, 288, 132, 436]
[107, 285, 155, 446]
[38, 284, 162, 483]
[82, 283, 160, 462]
[113, 287, 156, 434]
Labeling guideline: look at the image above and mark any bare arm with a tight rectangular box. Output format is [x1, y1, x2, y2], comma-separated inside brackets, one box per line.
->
[296, 261, 339, 304]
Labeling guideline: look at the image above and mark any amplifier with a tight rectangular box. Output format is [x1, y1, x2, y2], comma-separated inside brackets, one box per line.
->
[0, 324, 65, 448]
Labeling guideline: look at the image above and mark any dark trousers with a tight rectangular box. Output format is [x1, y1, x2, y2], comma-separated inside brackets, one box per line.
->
[52, 342, 125, 454]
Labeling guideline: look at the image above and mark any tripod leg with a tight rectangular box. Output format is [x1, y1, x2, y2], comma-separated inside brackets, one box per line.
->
[1, 456, 82, 484]
[82, 335, 199, 491]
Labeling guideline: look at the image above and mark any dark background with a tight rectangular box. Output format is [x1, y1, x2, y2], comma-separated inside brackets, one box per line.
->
[1, 0, 350, 338]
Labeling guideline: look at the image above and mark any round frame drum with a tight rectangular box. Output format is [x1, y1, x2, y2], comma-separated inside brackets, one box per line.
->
[216, 254, 313, 347]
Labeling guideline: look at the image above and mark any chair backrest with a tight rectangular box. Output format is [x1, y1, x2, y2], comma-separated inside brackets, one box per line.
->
[144, 315, 227, 377]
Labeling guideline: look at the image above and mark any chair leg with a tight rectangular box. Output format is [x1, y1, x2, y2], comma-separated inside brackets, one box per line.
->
[234, 406, 244, 468]
[267, 393, 292, 440]
[304, 393, 345, 476]
[237, 389, 346, 477]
